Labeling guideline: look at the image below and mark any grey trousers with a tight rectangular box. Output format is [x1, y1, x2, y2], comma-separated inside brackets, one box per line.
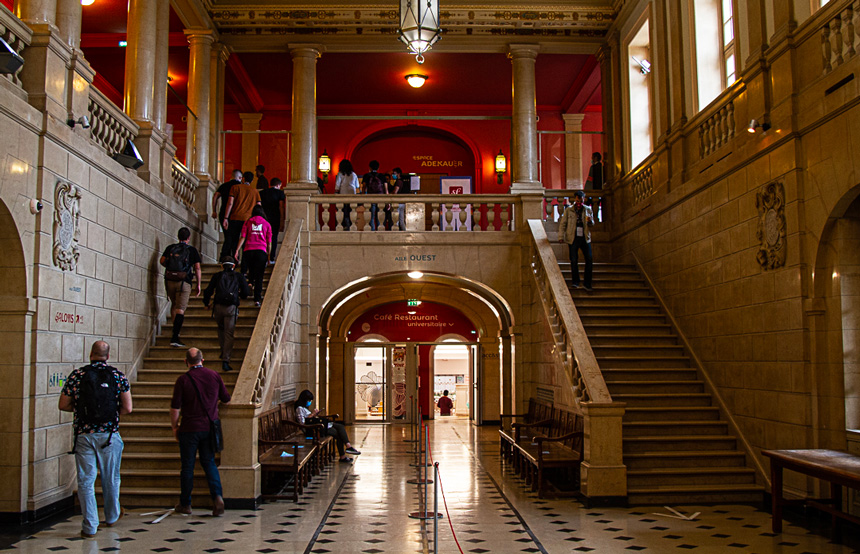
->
[212, 304, 238, 362]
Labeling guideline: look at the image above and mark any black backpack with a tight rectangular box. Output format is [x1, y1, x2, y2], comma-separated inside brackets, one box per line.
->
[77, 364, 120, 427]
[164, 243, 191, 281]
[366, 173, 386, 194]
[214, 271, 240, 305]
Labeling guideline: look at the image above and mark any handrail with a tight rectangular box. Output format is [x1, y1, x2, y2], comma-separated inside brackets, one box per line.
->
[528, 219, 612, 405]
[231, 219, 303, 407]
[170, 158, 198, 209]
[88, 86, 139, 157]
[631, 251, 770, 490]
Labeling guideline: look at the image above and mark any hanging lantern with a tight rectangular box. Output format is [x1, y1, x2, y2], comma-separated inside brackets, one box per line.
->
[398, 0, 442, 64]
[495, 149, 507, 184]
[318, 149, 331, 177]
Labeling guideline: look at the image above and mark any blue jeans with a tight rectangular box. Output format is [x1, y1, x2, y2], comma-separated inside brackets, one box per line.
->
[569, 237, 593, 288]
[369, 203, 380, 230]
[75, 433, 123, 534]
[178, 431, 223, 507]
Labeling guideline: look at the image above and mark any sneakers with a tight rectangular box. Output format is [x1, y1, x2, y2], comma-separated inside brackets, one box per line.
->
[222, 361, 233, 372]
[212, 495, 225, 517]
[174, 503, 192, 515]
[345, 447, 361, 455]
[583, 285, 594, 292]
[170, 339, 186, 347]
[571, 283, 580, 289]
[339, 457, 353, 464]
[254, 301, 261, 307]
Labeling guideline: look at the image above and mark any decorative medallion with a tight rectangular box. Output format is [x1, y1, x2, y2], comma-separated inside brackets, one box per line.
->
[53, 180, 82, 272]
[755, 181, 786, 270]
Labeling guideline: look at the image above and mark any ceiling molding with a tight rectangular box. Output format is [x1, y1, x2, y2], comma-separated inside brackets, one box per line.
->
[170, 0, 220, 35]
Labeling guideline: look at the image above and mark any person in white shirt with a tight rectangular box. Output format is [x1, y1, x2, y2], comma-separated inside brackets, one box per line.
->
[334, 159, 359, 230]
[296, 389, 360, 463]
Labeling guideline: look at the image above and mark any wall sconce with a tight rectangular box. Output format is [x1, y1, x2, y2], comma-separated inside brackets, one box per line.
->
[318, 149, 331, 180]
[0, 37, 24, 75]
[747, 119, 771, 134]
[405, 74, 428, 88]
[495, 149, 507, 184]
[631, 56, 651, 75]
[113, 139, 144, 170]
[67, 116, 90, 129]
[398, 0, 441, 63]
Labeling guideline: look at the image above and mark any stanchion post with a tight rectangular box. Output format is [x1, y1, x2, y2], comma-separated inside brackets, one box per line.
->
[434, 462, 439, 554]
[424, 425, 429, 512]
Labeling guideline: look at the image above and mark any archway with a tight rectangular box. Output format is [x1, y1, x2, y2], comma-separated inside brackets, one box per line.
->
[317, 271, 515, 425]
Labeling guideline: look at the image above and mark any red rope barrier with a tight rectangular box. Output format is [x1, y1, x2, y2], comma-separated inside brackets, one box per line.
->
[426, 428, 465, 554]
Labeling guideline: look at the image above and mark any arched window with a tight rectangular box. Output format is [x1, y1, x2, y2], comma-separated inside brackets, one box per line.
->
[691, 0, 736, 110]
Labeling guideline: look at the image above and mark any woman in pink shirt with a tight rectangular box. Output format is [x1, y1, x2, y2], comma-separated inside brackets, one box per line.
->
[234, 205, 272, 306]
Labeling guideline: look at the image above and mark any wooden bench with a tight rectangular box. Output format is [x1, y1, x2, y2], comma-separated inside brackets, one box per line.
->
[763, 449, 860, 539]
[499, 398, 554, 463]
[257, 401, 339, 501]
[502, 401, 583, 498]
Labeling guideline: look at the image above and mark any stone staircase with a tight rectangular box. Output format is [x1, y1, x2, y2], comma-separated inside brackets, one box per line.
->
[101, 263, 270, 508]
[559, 259, 764, 505]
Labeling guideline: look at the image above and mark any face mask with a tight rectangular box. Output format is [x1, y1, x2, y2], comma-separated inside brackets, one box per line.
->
[306, 401, 312, 408]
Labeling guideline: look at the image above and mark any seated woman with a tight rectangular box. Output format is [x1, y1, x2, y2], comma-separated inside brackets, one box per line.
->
[296, 389, 361, 463]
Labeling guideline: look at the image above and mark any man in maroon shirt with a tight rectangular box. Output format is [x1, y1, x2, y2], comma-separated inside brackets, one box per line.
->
[170, 348, 231, 516]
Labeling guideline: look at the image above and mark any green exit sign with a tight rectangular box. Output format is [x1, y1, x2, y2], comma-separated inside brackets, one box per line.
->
[407, 299, 421, 306]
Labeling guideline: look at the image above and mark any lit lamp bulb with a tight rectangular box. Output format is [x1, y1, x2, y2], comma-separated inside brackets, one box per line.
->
[405, 74, 428, 88]
[81, 0, 95, 5]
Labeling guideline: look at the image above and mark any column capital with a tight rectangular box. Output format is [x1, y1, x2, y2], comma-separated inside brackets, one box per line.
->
[213, 42, 232, 64]
[562, 113, 586, 124]
[507, 43, 540, 60]
[184, 28, 216, 45]
[289, 44, 324, 58]
[239, 113, 263, 124]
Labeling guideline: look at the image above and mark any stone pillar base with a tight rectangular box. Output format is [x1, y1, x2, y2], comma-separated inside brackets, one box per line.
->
[510, 189, 545, 226]
[580, 462, 628, 499]
[20, 25, 72, 122]
[220, 464, 262, 510]
[581, 401, 627, 499]
[68, 52, 94, 127]
[285, 187, 316, 230]
[133, 122, 165, 188]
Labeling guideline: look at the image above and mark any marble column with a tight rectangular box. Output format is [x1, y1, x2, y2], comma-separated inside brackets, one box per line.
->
[55, 0, 80, 50]
[15, 0, 56, 25]
[124, 0, 157, 123]
[508, 44, 542, 193]
[185, 29, 214, 177]
[55, 0, 93, 134]
[288, 45, 322, 191]
[240, 113, 263, 175]
[209, 44, 230, 180]
[563, 114, 585, 189]
[152, 0, 170, 133]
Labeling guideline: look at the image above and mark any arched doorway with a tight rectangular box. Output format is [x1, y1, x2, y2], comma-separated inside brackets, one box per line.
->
[317, 271, 515, 425]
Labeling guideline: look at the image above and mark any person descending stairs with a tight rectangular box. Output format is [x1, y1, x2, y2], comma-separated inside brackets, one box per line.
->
[98, 263, 272, 508]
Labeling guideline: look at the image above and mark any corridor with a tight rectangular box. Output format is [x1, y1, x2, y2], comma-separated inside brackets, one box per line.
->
[2, 419, 857, 553]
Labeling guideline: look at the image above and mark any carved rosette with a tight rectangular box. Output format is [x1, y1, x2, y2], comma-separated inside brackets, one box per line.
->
[755, 181, 786, 270]
[53, 180, 82, 272]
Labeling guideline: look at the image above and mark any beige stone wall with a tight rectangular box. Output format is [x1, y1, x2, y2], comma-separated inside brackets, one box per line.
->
[0, 78, 214, 514]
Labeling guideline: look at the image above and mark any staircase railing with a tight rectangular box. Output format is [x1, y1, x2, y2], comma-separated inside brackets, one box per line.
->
[528, 219, 626, 499]
[631, 252, 770, 490]
[218, 220, 304, 504]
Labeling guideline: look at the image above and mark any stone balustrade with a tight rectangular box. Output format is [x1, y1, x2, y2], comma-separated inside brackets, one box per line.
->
[631, 162, 654, 204]
[821, 0, 860, 75]
[543, 190, 605, 223]
[698, 97, 736, 158]
[312, 195, 518, 232]
[87, 86, 139, 157]
[169, 158, 198, 209]
[0, 5, 31, 96]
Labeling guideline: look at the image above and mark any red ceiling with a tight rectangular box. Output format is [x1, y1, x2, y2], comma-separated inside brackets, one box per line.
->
[81, 0, 184, 34]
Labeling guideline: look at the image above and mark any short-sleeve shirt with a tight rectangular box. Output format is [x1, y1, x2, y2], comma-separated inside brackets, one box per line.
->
[61, 362, 130, 435]
[259, 187, 286, 226]
[240, 215, 272, 252]
[229, 184, 262, 221]
[171, 366, 231, 433]
[217, 179, 239, 221]
[256, 175, 269, 191]
[161, 243, 202, 284]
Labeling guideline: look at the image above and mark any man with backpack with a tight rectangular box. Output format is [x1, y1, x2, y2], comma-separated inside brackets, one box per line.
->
[202, 255, 250, 371]
[361, 160, 388, 231]
[58, 341, 133, 538]
[160, 227, 202, 347]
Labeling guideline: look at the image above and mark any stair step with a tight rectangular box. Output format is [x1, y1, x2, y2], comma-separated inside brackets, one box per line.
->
[122, 408, 179, 423]
[588, 335, 679, 346]
[602, 368, 699, 382]
[137, 369, 239, 382]
[624, 450, 748, 469]
[592, 345, 686, 357]
[120, 422, 174, 438]
[107, 469, 212, 490]
[573, 298, 660, 308]
[627, 467, 757, 487]
[623, 435, 738, 453]
[153, 336, 251, 348]
[138, 359, 244, 371]
[626, 483, 765, 505]
[623, 420, 729, 436]
[580, 314, 668, 325]
[624, 406, 722, 422]
[612, 393, 712, 407]
[570, 288, 653, 298]
[97, 486, 213, 508]
[596, 356, 691, 369]
[146, 346, 247, 359]
[122, 437, 184, 453]
[608, 380, 704, 394]
[577, 306, 664, 316]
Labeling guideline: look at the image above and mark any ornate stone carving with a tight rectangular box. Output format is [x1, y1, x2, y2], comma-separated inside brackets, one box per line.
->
[53, 180, 82, 272]
[755, 181, 786, 270]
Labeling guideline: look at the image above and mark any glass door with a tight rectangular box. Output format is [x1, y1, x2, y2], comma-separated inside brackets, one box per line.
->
[354, 343, 387, 421]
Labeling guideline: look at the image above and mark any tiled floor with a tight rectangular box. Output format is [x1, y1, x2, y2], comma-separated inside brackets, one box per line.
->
[3, 419, 859, 553]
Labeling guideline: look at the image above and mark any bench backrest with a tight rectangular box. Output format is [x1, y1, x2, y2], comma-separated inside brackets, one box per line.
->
[551, 408, 584, 454]
[258, 406, 282, 454]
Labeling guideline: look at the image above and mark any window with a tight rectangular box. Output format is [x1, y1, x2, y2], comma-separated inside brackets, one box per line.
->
[626, 17, 653, 169]
[692, 0, 736, 110]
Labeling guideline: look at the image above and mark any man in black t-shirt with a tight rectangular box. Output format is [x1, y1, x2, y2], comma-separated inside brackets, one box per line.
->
[585, 152, 604, 190]
[160, 227, 202, 347]
[259, 177, 286, 262]
[213, 169, 242, 224]
[255, 165, 268, 191]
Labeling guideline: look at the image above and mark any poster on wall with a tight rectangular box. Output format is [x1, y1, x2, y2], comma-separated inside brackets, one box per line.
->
[440, 177, 473, 231]
[392, 346, 407, 419]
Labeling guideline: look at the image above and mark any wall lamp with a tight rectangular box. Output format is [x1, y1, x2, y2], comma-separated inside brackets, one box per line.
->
[67, 116, 90, 129]
[631, 56, 651, 75]
[495, 149, 507, 184]
[318, 149, 331, 180]
[747, 119, 771, 134]
[113, 139, 144, 170]
[0, 37, 24, 75]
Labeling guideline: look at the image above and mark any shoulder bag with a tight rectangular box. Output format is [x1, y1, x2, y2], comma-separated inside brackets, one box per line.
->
[187, 373, 224, 453]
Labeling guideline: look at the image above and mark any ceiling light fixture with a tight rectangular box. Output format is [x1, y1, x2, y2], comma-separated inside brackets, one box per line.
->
[405, 74, 428, 88]
[407, 271, 424, 279]
[81, 0, 95, 5]
[398, 0, 441, 64]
